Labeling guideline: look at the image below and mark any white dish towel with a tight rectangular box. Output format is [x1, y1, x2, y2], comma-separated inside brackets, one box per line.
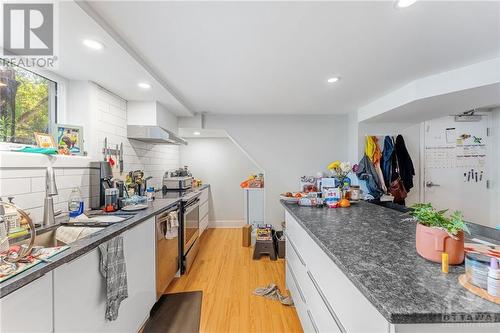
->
[165, 211, 179, 240]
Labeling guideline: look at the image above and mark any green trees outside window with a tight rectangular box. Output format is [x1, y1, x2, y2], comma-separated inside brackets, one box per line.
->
[0, 62, 57, 145]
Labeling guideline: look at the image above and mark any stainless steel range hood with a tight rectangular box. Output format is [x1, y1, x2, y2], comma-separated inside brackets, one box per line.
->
[127, 125, 187, 145]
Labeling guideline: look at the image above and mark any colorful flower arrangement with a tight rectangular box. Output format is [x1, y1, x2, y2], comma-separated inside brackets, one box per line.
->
[327, 160, 355, 182]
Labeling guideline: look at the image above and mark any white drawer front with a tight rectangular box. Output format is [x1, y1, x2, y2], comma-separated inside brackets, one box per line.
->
[200, 201, 209, 220]
[286, 212, 389, 333]
[200, 214, 209, 235]
[285, 211, 311, 253]
[286, 261, 314, 333]
[305, 269, 344, 333]
[199, 188, 209, 204]
[287, 229, 344, 333]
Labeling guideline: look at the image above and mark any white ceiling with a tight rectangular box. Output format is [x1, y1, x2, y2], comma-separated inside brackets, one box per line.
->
[52, 1, 192, 116]
[82, 1, 500, 115]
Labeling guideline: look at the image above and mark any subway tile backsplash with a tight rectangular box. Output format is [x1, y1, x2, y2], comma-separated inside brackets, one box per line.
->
[0, 86, 180, 223]
[94, 87, 179, 190]
[0, 165, 98, 224]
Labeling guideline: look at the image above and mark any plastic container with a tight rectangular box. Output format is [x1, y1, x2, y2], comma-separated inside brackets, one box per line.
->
[146, 187, 155, 202]
[121, 195, 148, 210]
[0, 217, 9, 252]
[104, 188, 119, 212]
[68, 188, 84, 218]
[465, 252, 490, 289]
[487, 258, 500, 297]
[274, 230, 285, 258]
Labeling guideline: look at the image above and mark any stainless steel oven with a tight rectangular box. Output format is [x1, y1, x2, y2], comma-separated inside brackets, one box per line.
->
[181, 193, 200, 273]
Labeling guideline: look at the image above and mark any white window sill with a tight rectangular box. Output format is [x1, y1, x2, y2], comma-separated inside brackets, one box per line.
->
[0, 150, 94, 169]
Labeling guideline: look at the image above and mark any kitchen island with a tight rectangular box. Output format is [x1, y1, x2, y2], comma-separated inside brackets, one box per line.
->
[282, 200, 500, 333]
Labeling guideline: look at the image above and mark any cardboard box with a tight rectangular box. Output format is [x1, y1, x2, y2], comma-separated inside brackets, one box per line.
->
[242, 224, 252, 247]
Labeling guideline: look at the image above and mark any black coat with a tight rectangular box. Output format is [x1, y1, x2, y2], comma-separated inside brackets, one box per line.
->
[394, 135, 415, 191]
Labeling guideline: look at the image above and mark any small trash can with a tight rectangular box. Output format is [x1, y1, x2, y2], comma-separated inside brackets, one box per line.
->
[274, 230, 285, 258]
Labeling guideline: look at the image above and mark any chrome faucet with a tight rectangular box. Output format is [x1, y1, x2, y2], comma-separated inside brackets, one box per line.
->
[43, 166, 58, 226]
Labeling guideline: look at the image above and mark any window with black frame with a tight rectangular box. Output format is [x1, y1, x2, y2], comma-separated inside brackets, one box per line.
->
[0, 61, 57, 145]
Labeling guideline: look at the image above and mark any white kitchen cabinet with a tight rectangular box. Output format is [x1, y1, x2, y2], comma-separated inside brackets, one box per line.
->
[199, 201, 209, 222]
[199, 187, 210, 236]
[244, 188, 265, 226]
[199, 187, 209, 205]
[0, 273, 53, 333]
[200, 214, 209, 235]
[286, 211, 389, 333]
[53, 217, 156, 332]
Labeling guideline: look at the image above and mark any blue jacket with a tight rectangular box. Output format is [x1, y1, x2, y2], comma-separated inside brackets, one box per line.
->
[356, 154, 384, 199]
[381, 136, 394, 188]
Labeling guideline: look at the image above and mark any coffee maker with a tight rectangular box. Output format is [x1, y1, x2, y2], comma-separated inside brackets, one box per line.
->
[90, 161, 114, 209]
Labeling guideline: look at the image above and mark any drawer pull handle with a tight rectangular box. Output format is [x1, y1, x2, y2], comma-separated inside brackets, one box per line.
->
[286, 261, 307, 303]
[307, 310, 320, 333]
[285, 231, 306, 266]
[307, 270, 347, 333]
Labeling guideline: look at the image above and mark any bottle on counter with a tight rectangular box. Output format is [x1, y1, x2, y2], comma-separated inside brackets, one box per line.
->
[68, 188, 84, 218]
[487, 258, 500, 297]
[146, 187, 155, 202]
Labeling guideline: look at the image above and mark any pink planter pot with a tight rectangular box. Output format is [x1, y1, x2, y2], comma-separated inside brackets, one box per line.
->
[415, 223, 465, 265]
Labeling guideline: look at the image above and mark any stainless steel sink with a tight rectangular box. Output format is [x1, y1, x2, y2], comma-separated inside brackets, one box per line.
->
[12, 228, 64, 247]
[11, 211, 137, 247]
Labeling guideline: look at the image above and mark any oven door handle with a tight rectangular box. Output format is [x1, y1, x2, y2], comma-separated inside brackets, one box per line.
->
[184, 198, 200, 211]
[184, 199, 200, 214]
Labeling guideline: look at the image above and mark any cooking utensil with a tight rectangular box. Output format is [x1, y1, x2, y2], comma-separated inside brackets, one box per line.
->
[119, 142, 124, 174]
[103, 137, 108, 161]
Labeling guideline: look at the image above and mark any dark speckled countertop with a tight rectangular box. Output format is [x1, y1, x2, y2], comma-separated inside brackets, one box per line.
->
[281, 200, 500, 324]
[0, 184, 210, 299]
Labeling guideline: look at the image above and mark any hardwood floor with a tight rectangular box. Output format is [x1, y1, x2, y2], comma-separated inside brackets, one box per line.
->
[165, 228, 303, 333]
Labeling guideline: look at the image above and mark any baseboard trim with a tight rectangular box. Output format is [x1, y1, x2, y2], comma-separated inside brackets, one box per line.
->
[209, 220, 246, 228]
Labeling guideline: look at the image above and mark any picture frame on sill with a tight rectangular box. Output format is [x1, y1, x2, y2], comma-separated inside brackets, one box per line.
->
[34, 132, 57, 148]
[54, 124, 84, 155]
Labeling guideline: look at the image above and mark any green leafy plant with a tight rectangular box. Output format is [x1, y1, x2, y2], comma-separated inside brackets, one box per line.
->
[409, 203, 470, 237]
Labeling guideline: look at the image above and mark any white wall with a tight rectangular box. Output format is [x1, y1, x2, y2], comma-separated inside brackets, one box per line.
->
[180, 137, 259, 226]
[202, 115, 349, 227]
[357, 122, 421, 206]
[491, 108, 500, 228]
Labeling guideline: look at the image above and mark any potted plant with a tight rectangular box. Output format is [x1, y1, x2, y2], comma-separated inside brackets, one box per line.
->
[409, 203, 470, 265]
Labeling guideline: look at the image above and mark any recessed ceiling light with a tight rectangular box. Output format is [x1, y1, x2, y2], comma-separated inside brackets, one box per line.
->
[82, 39, 104, 50]
[327, 77, 340, 83]
[193, 131, 201, 136]
[138, 82, 151, 89]
[396, 0, 418, 8]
